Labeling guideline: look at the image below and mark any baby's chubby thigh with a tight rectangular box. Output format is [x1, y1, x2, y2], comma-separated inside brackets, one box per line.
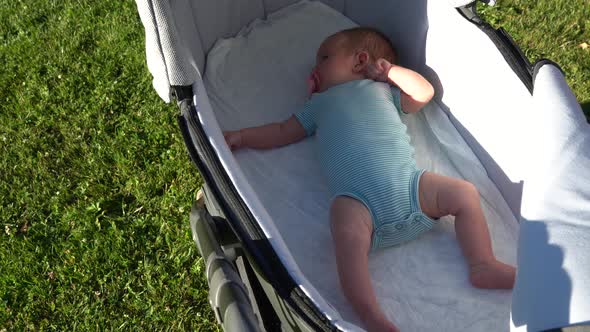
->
[330, 196, 373, 254]
[418, 171, 480, 219]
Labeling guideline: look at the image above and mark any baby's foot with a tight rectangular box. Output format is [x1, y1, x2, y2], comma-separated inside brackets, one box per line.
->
[469, 260, 516, 289]
[365, 318, 400, 332]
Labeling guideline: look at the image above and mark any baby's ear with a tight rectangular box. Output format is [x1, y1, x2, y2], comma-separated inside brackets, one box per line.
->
[353, 51, 370, 73]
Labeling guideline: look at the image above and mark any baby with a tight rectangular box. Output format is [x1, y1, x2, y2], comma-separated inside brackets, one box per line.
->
[224, 27, 516, 332]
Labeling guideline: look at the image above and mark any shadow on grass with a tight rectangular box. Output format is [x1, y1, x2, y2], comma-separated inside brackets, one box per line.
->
[102, 193, 137, 219]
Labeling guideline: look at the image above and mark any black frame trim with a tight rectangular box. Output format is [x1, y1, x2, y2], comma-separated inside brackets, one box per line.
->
[532, 59, 565, 84]
[457, 2, 564, 94]
[175, 85, 337, 331]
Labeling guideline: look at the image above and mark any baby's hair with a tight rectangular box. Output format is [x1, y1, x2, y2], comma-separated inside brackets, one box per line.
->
[334, 27, 398, 64]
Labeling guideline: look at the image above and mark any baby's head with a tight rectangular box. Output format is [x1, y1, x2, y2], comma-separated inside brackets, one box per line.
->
[309, 27, 397, 94]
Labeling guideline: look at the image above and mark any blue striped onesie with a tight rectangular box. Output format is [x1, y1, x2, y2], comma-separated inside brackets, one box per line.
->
[295, 79, 435, 251]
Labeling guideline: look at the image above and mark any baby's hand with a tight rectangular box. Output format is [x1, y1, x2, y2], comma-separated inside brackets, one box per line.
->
[365, 58, 392, 83]
[223, 130, 243, 151]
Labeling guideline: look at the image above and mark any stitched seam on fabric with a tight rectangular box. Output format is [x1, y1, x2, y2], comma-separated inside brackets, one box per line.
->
[147, 0, 172, 89]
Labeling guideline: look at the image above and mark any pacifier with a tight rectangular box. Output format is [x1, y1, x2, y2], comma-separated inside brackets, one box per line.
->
[307, 68, 320, 97]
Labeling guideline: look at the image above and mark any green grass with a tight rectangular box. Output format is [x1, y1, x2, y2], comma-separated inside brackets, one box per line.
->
[0, 1, 216, 330]
[0, 0, 588, 330]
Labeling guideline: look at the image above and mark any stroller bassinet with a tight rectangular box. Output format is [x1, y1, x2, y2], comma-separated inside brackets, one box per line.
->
[135, 0, 590, 331]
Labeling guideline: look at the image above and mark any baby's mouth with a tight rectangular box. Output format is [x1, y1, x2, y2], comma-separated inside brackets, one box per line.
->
[307, 70, 320, 96]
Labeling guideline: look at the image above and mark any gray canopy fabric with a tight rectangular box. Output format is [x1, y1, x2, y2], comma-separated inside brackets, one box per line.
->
[136, 0, 590, 330]
[136, 0, 471, 102]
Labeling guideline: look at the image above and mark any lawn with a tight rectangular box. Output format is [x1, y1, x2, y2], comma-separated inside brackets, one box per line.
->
[0, 0, 588, 330]
[0, 1, 216, 330]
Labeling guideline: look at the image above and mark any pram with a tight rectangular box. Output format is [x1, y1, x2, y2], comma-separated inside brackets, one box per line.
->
[135, 0, 590, 331]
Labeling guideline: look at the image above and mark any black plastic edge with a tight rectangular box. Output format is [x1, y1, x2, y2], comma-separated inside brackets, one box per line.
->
[172, 85, 193, 105]
[174, 85, 337, 332]
[532, 58, 566, 85]
[236, 255, 283, 331]
[457, 3, 535, 93]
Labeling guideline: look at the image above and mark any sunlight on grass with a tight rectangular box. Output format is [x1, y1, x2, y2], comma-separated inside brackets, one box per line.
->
[0, 0, 216, 330]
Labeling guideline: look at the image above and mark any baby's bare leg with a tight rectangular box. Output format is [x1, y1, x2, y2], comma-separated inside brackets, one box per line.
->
[330, 196, 399, 332]
[418, 172, 515, 289]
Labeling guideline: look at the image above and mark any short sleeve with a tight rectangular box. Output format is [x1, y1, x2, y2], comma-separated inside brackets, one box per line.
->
[390, 86, 406, 114]
[294, 101, 316, 136]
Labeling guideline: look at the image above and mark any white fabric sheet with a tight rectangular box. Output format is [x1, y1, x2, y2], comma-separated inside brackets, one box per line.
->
[203, 2, 519, 330]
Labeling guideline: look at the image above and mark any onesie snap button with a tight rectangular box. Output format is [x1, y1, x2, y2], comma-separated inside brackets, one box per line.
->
[395, 223, 405, 230]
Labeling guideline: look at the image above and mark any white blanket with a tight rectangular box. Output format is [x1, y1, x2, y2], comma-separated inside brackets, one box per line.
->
[203, 2, 519, 330]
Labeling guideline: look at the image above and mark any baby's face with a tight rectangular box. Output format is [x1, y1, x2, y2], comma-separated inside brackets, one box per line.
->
[309, 35, 359, 94]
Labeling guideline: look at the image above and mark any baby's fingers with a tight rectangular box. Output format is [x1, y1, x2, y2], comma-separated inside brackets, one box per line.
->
[376, 58, 392, 69]
[366, 64, 382, 79]
[223, 132, 234, 149]
[367, 64, 388, 82]
[223, 131, 242, 151]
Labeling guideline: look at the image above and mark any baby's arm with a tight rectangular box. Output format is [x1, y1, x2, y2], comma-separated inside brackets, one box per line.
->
[366, 59, 434, 114]
[387, 64, 434, 113]
[223, 115, 306, 151]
